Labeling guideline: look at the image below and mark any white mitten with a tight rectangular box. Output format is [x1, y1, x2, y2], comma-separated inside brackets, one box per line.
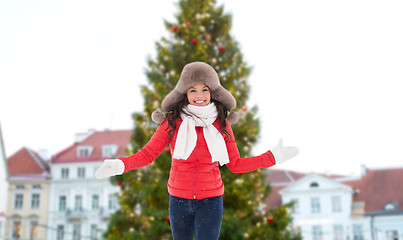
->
[271, 139, 299, 164]
[95, 159, 125, 179]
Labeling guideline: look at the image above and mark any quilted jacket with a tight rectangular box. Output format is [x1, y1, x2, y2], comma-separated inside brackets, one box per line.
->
[118, 118, 276, 199]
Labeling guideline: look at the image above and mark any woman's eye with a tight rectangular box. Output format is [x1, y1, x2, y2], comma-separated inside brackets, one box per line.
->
[203, 89, 209, 92]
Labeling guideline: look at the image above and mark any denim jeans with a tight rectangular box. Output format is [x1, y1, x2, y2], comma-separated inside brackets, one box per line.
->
[169, 195, 223, 240]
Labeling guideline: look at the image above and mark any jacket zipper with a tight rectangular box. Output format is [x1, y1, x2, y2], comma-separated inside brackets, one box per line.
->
[193, 128, 200, 199]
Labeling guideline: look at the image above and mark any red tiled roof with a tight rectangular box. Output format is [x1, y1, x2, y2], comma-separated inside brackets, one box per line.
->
[344, 168, 403, 212]
[264, 169, 348, 210]
[265, 169, 306, 185]
[265, 167, 403, 212]
[265, 185, 287, 210]
[51, 129, 132, 163]
[7, 147, 49, 175]
[264, 169, 307, 209]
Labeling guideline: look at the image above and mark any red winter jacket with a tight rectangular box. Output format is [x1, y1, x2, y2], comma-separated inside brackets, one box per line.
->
[118, 118, 276, 199]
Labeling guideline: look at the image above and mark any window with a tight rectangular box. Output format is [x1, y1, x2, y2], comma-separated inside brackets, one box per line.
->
[75, 195, 83, 211]
[12, 221, 22, 239]
[291, 199, 300, 214]
[108, 194, 118, 210]
[29, 220, 38, 239]
[93, 166, 99, 177]
[311, 197, 321, 213]
[102, 144, 118, 157]
[333, 225, 343, 240]
[384, 202, 397, 210]
[77, 146, 93, 157]
[90, 225, 98, 239]
[14, 194, 24, 209]
[312, 225, 323, 240]
[59, 196, 66, 211]
[353, 224, 364, 240]
[92, 195, 99, 210]
[16, 185, 25, 189]
[385, 230, 398, 240]
[332, 196, 342, 212]
[31, 193, 40, 209]
[32, 184, 41, 189]
[352, 201, 365, 215]
[77, 167, 86, 178]
[61, 168, 69, 179]
[73, 224, 81, 240]
[310, 182, 319, 188]
[57, 225, 64, 240]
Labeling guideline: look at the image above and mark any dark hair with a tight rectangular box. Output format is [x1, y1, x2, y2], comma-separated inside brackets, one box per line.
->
[165, 95, 231, 142]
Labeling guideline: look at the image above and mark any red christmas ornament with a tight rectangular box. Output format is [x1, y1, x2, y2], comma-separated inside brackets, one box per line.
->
[267, 216, 274, 224]
[219, 45, 226, 52]
[165, 147, 171, 154]
[186, 21, 191, 27]
[117, 181, 122, 187]
[192, 38, 198, 45]
[171, 26, 178, 32]
[166, 216, 170, 224]
[242, 107, 247, 113]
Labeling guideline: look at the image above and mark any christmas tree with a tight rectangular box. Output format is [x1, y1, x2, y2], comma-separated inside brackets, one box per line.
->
[105, 0, 301, 239]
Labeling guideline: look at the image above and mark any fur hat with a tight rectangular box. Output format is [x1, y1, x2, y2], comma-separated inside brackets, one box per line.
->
[152, 62, 239, 124]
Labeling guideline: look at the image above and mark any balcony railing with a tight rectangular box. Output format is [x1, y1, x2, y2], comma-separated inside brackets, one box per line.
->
[66, 208, 87, 220]
[99, 207, 116, 219]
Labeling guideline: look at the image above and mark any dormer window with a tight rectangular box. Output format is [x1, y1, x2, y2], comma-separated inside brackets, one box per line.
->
[384, 202, 397, 211]
[77, 146, 93, 158]
[102, 144, 118, 157]
[310, 182, 319, 188]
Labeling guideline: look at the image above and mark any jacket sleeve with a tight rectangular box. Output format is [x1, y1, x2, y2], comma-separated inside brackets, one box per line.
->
[118, 120, 170, 173]
[225, 121, 276, 173]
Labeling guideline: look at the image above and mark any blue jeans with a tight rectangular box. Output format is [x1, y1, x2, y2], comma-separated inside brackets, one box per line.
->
[169, 195, 223, 240]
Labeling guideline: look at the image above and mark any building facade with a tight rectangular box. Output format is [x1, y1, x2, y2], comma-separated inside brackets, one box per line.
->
[267, 166, 403, 240]
[47, 129, 132, 240]
[0, 122, 8, 240]
[346, 167, 403, 240]
[280, 173, 371, 240]
[5, 147, 51, 240]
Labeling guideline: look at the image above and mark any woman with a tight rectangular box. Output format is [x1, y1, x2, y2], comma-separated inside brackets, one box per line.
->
[95, 62, 299, 240]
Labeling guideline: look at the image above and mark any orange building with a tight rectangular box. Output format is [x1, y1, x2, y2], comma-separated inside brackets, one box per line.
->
[5, 147, 50, 240]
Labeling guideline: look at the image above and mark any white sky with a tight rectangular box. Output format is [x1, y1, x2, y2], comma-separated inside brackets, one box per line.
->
[1, 0, 402, 176]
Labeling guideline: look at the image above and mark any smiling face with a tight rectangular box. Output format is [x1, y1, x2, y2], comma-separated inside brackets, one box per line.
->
[186, 82, 211, 107]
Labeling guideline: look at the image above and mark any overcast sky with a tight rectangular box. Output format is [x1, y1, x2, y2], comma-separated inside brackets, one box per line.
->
[1, 0, 402, 176]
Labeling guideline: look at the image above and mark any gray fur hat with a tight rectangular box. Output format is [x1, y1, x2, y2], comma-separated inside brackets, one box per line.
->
[152, 62, 239, 124]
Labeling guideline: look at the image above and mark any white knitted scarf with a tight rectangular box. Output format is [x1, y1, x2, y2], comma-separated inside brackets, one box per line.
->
[172, 103, 229, 166]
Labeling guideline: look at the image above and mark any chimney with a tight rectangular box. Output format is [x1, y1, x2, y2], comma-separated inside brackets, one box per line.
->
[360, 164, 367, 176]
[38, 149, 49, 161]
[75, 129, 96, 143]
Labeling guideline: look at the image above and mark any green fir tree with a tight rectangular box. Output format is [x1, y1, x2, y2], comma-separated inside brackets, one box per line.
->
[105, 0, 301, 239]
